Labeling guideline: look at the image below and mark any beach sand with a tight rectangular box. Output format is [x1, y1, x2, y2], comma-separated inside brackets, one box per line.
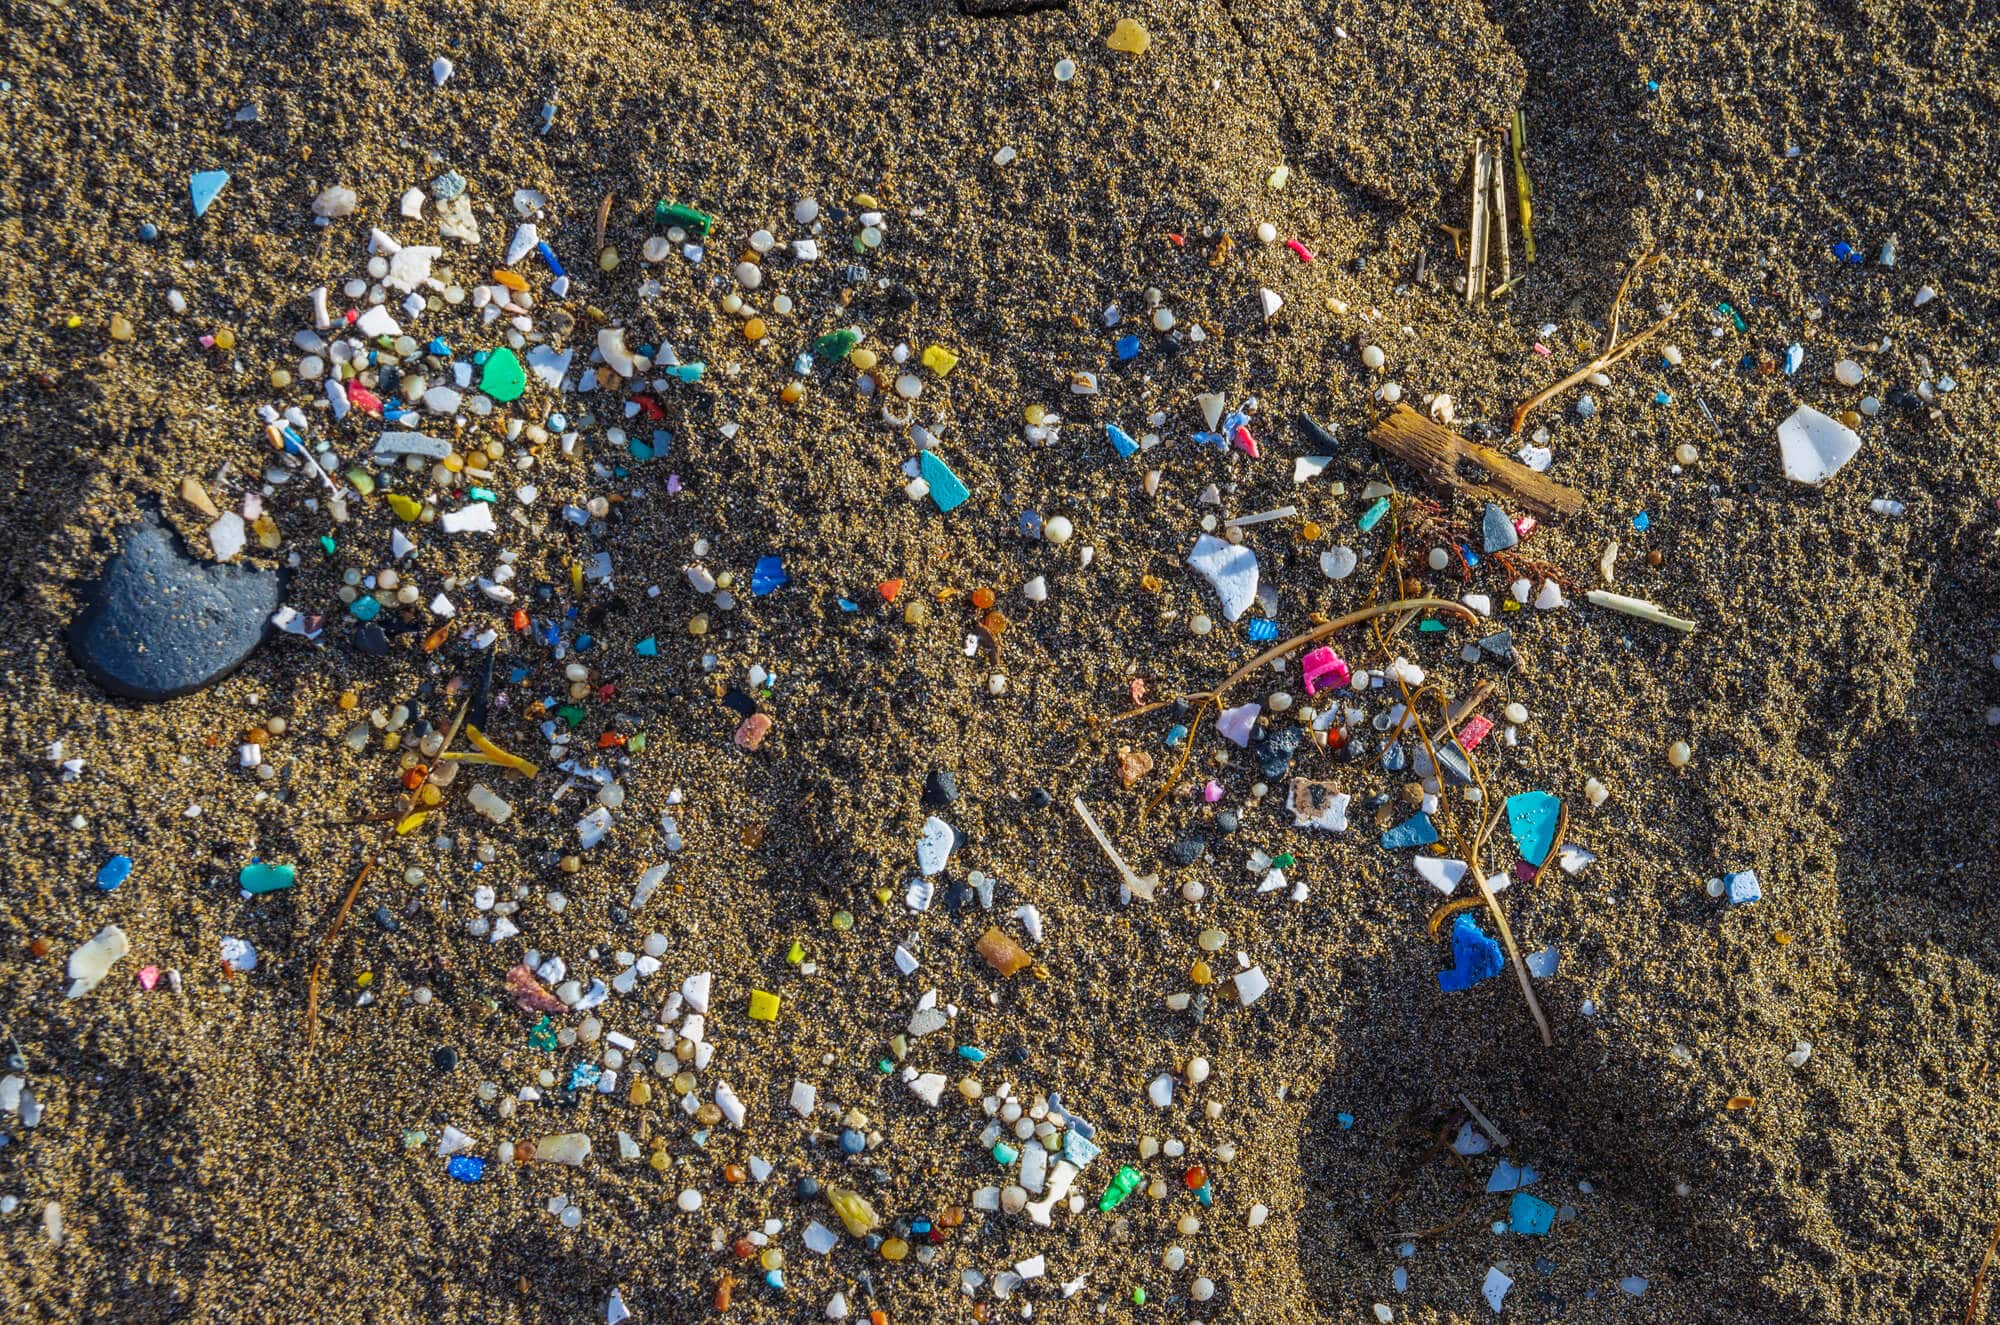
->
[0, 0, 1996, 1319]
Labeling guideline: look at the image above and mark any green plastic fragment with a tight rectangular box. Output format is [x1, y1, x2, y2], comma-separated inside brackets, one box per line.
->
[1418, 618, 1447, 632]
[469, 486, 496, 503]
[628, 733, 647, 753]
[529, 1016, 558, 1051]
[1717, 301, 1746, 333]
[655, 201, 715, 236]
[1132, 1288, 1148, 1306]
[1272, 853, 1295, 868]
[238, 862, 296, 894]
[1358, 496, 1391, 532]
[812, 328, 861, 361]
[319, 535, 338, 555]
[345, 468, 376, 496]
[557, 704, 586, 728]
[1099, 1164, 1144, 1212]
[349, 595, 381, 622]
[786, 939, 805, 965]
[480, 347, 527, 402]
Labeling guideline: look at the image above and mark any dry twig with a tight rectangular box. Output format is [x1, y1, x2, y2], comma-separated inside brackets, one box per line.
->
[303, 698, 470, 1062]
[1510, 251, 1674, 434]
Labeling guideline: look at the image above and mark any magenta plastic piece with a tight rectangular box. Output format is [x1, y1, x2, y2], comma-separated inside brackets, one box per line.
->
[1300, 647, 1350, 697]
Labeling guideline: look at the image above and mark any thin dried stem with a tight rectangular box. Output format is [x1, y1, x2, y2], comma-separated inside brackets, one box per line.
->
[594, 193, 614, 254]
[1968, 1205, 2000, 1325]
[1468, 807, 1555, 1047]
[304, 698, 470, 1062]
[1510, 311, 1674, 435]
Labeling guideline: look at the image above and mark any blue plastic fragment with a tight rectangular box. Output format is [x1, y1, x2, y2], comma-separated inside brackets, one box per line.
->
[1193, 430, 1227, 450]
[1358, 496, 1391, 531]
[536, 241, 566, 277]
[97, 856, 133, 891]
[1509, 1192, 1556, 1236]
[1506, 791, 1561, 866]
[1632, 511, 1651, 531]
[1438, 913, 1505, 992]
[568, 1062, 602, 1091]
[1165, 724, 1189, 747]
[752, 555, 789, 596]
[190, 170, 230, 218]
[1724, 870, 1761, 904]
[1783, 343, 1805, 375]
[1486, 1158, 1539, 1192]
[663, 363, 705, 383]
[1106, 422, 1138, 458]
[1195, 1183, 1213, 1207]
[1337, 1112, 1355, 1130]
[427, 337, 452, 356]
[837, 598, 858, 612]
[1115, 334, 1141, 361]
[1246, 618, 1279, 643]
[574, 633, 593, 651]
[349, 595, 382, 622]
[957, 1045, 987, 1062]
[919, 450, 971, 513]
[446, 1155, 486, 1182]
[1380, 813, 1439, 850]
[635, 636, 658, 657]
[1018, 510, 1044, 539]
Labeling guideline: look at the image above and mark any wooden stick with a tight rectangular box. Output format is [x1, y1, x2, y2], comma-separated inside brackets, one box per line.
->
[1466, 137, 1489, 306]
[303, 698, 470, 1062]
[1367, 405, 1584, 520]
[1966, 1205, 2000, 1325]
[1491, 137, 1512, 296]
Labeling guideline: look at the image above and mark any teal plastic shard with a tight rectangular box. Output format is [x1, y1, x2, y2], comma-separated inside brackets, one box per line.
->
[920, 450, 971, 513]
[1506, 790, 1561, 866]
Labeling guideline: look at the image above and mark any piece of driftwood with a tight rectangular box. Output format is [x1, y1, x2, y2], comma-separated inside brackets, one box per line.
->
[1366, 405, 1584, 520]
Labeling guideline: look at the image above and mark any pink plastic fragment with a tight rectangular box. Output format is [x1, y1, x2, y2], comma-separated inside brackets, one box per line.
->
[1457, 715, 1495, 750]
[137, 965, 161, 990]
[1231, 425, 1260, 459]
[1532, 342, 1552, 357]
[1514, 515, 1538, 540]
[1285, 239, 1316, 263]
[1202, 780, 1225, 804]
[1300, 647, 1350, 697]
[1513, 859, 1539, 883]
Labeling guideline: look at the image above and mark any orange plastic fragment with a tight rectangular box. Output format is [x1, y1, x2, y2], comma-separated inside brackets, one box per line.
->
[970, 587, 995, 610]
[492, 269, 528, 292]
[877, 579, 903, 602]
[1725, 1094, 1756, 1110]
[598, 732, 628, 749]
[511, 609, 528, 632]
[975, 927, 1031, 977]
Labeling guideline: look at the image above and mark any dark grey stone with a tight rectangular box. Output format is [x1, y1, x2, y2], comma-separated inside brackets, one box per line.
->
[1482, 502, 1519, 553]
[66, 511, 282, 701]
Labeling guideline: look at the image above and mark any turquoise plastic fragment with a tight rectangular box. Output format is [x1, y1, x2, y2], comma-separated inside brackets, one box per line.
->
[635, 636, 658, 656]
[919, 450, 971, 513]
[190, 170, 230, 218]
[1506, 790, 1561, 866]
[239, 862, 296, 894]
[1509, 1191, 1555, 1236]
[1358, 496, 1391, 531]
[349, 595, 381, 622]
[1380, 812, 1438, 850]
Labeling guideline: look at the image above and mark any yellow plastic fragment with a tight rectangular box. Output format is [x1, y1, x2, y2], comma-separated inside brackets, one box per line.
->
[570, 561, 583, 595]
[395, 811, 429, 835]
[748, 989, 782, 1021]
[386, 493, 422, 520]
[921, 345, 959, 376]
[447, 725, 540, 778]
[828, 1186, 881, 1236]
[1106, 18, 1150, 54]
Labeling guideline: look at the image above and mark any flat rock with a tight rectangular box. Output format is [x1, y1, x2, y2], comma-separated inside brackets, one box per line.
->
[67, 511, 282, 701]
